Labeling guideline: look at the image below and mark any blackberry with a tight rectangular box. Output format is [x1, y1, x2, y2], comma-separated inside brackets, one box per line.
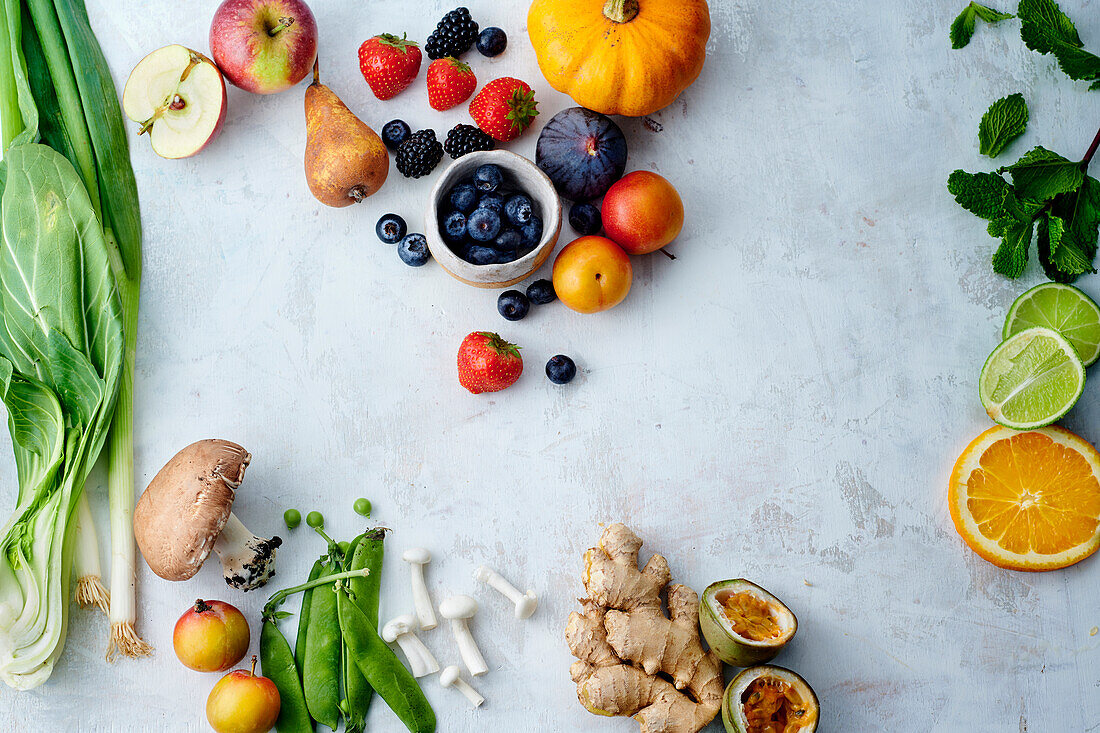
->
[444, 124, 495, 159]
[395, 129, 444, 179]
[425, 7, 479, 60]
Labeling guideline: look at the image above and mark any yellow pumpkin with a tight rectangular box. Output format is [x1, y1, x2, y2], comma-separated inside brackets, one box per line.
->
[527, 0, 710, 117]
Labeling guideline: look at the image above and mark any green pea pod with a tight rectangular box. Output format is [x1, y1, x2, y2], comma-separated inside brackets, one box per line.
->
[303, 560, 342, 730]
[295, 558, 324, 682]
[338, 592, 435, 733]
[261, 620, 314, 733]
[342, 528, 386, 731]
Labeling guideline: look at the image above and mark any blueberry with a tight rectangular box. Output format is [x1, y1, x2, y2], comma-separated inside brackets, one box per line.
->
[545, 355, 576, 384]
[442, 211, 467, 241]
[449, 182, 478, 213]
[478, 191, 505, 212]
[498, 290, 530, 321]
[476, 27, 507, 57]
[569, 203, 602, 235]
[526, 278, 556, 305]
[520, 215, 543, 248]
[376, 213, 407, 244]
[493, 229, 522, 253]
[465, 245, 503, 265]
[504, 193, 534, 226]
[381, 119, 411, 152]
[397, 233, 431, 266]
[474, 164, 503, 192]
[467, 208, 501, 242]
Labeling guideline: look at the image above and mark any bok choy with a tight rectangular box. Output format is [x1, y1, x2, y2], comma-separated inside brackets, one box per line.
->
[0, 0, 147, 687]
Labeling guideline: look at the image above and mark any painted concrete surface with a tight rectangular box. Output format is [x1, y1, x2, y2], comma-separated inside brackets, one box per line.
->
[2, 0, 1099, 730]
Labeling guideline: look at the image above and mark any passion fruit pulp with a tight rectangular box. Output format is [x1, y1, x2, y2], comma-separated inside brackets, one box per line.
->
[722, 665, 819, 733]
[700, 579, 797, 666]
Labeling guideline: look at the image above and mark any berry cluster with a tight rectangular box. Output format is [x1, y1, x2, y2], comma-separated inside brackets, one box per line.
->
[440, 164, 543, 266]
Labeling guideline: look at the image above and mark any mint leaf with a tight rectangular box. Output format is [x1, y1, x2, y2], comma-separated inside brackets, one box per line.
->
[1001, 146, 1085, 201]
[951, 3, 1013, 49]
[987, 189, 1046, 278]
[990, 216, 1034, 277]
[948, 170, 1010, 219]
[974, 4, 1013, 23]
[1050, 175, 1100, 271]
[1018, 0, 1100, 84]
[979, 93, 1028, 157]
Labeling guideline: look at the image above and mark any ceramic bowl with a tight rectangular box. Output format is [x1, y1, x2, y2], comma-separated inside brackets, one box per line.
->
[425, 150, 562, 289]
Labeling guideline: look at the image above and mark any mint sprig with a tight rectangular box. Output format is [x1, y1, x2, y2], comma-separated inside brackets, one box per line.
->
[950, 128, 1100, 281]
[951, 3, 1013, 49]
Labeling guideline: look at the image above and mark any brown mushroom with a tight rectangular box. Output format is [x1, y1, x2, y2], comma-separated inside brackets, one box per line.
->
[133, 439, 281, 591]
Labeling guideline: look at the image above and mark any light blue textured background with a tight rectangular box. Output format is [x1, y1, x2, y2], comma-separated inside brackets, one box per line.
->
[2, 0, 1098, 730]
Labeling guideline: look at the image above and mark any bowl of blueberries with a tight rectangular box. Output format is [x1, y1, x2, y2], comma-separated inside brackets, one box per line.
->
[426, 149, 562, 288]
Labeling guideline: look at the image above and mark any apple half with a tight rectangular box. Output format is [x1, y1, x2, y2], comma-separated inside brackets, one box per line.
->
[123, 45, 227, 159]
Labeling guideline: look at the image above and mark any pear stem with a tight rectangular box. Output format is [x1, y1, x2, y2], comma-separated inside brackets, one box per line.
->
[268, 17, 294, 36]
[312, 59, 320, 86]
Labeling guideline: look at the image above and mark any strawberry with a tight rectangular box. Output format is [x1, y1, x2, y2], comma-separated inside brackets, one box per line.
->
[358, 33, 422, 101]
[457, 332, 523, 394]
[468, 77, 538, 142]
[427, 57, 476, 111]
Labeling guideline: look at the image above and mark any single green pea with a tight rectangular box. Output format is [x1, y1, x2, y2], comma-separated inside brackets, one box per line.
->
[353, 498, 372, 517]
[338, 540, 350, 555]
[283, 509, 301, 529]
[306, 510, 325, 529]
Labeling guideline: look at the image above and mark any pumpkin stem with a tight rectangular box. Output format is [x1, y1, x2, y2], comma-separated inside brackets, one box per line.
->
[603, 0, 639, 24]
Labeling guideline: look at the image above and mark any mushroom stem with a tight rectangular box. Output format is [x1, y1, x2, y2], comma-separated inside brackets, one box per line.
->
[449, 618, 487, 677]
[213, 513, 282, 591]
[402, 549, 437, 630]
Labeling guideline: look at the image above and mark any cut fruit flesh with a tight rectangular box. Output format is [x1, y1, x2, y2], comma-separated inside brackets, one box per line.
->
[1003, 283, 1100, 367]
[979, 327, 1085, 430]
[122, 45, 226, 159]
[721, 592, 783, 641]
[949, 425, 1100, 571]
[700, 580, 796, 667]
[722, 665, 818, 733]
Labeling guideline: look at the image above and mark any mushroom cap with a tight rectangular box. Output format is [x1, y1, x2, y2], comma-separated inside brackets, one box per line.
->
[439, 665, 461, 687]
[439, 594, 478, 619]
[515, 592, 538, 619]
[402, 547, 431, 564]
[133, 439, 250, 582]
[382, 614, 417, 642]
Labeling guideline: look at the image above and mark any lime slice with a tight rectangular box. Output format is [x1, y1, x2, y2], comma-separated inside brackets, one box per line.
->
[980, 327, 1085, 429]
[1003, 283, 1100, 367]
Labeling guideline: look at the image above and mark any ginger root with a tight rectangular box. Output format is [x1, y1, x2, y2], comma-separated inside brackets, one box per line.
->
[566, 523, 723, 733]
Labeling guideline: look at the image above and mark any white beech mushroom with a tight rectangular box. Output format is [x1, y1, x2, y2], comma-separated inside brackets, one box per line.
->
[440, 665, 484, 708]
[402, 548, 438, 630]
[133, 440, 281, 591]
[439, 595, 488, 677]
[474, 565, 538, 619]
[381, 614, 440, 678]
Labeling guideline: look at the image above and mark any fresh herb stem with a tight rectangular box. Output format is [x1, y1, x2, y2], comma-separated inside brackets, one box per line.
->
[1083, 125, 1100, 168]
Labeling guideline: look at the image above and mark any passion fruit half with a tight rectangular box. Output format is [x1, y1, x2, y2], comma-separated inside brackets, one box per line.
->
[722, 665, 819, 733]
[700, 579, 796, 666]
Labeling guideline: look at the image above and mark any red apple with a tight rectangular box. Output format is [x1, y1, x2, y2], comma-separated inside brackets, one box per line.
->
[602, 171, 685, 255]
[210, 0, 318, 95]
[122, 45, 227, 159]
[207, 657, 281, 733]
[173, 599, 250, 673]
[552, 236, 633, 314]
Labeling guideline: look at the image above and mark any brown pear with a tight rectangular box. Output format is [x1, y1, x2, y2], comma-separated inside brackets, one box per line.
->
[304, 64, 388, 207]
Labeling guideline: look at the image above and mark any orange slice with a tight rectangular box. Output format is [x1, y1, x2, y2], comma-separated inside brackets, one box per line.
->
[949, 425, 1100, 571]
